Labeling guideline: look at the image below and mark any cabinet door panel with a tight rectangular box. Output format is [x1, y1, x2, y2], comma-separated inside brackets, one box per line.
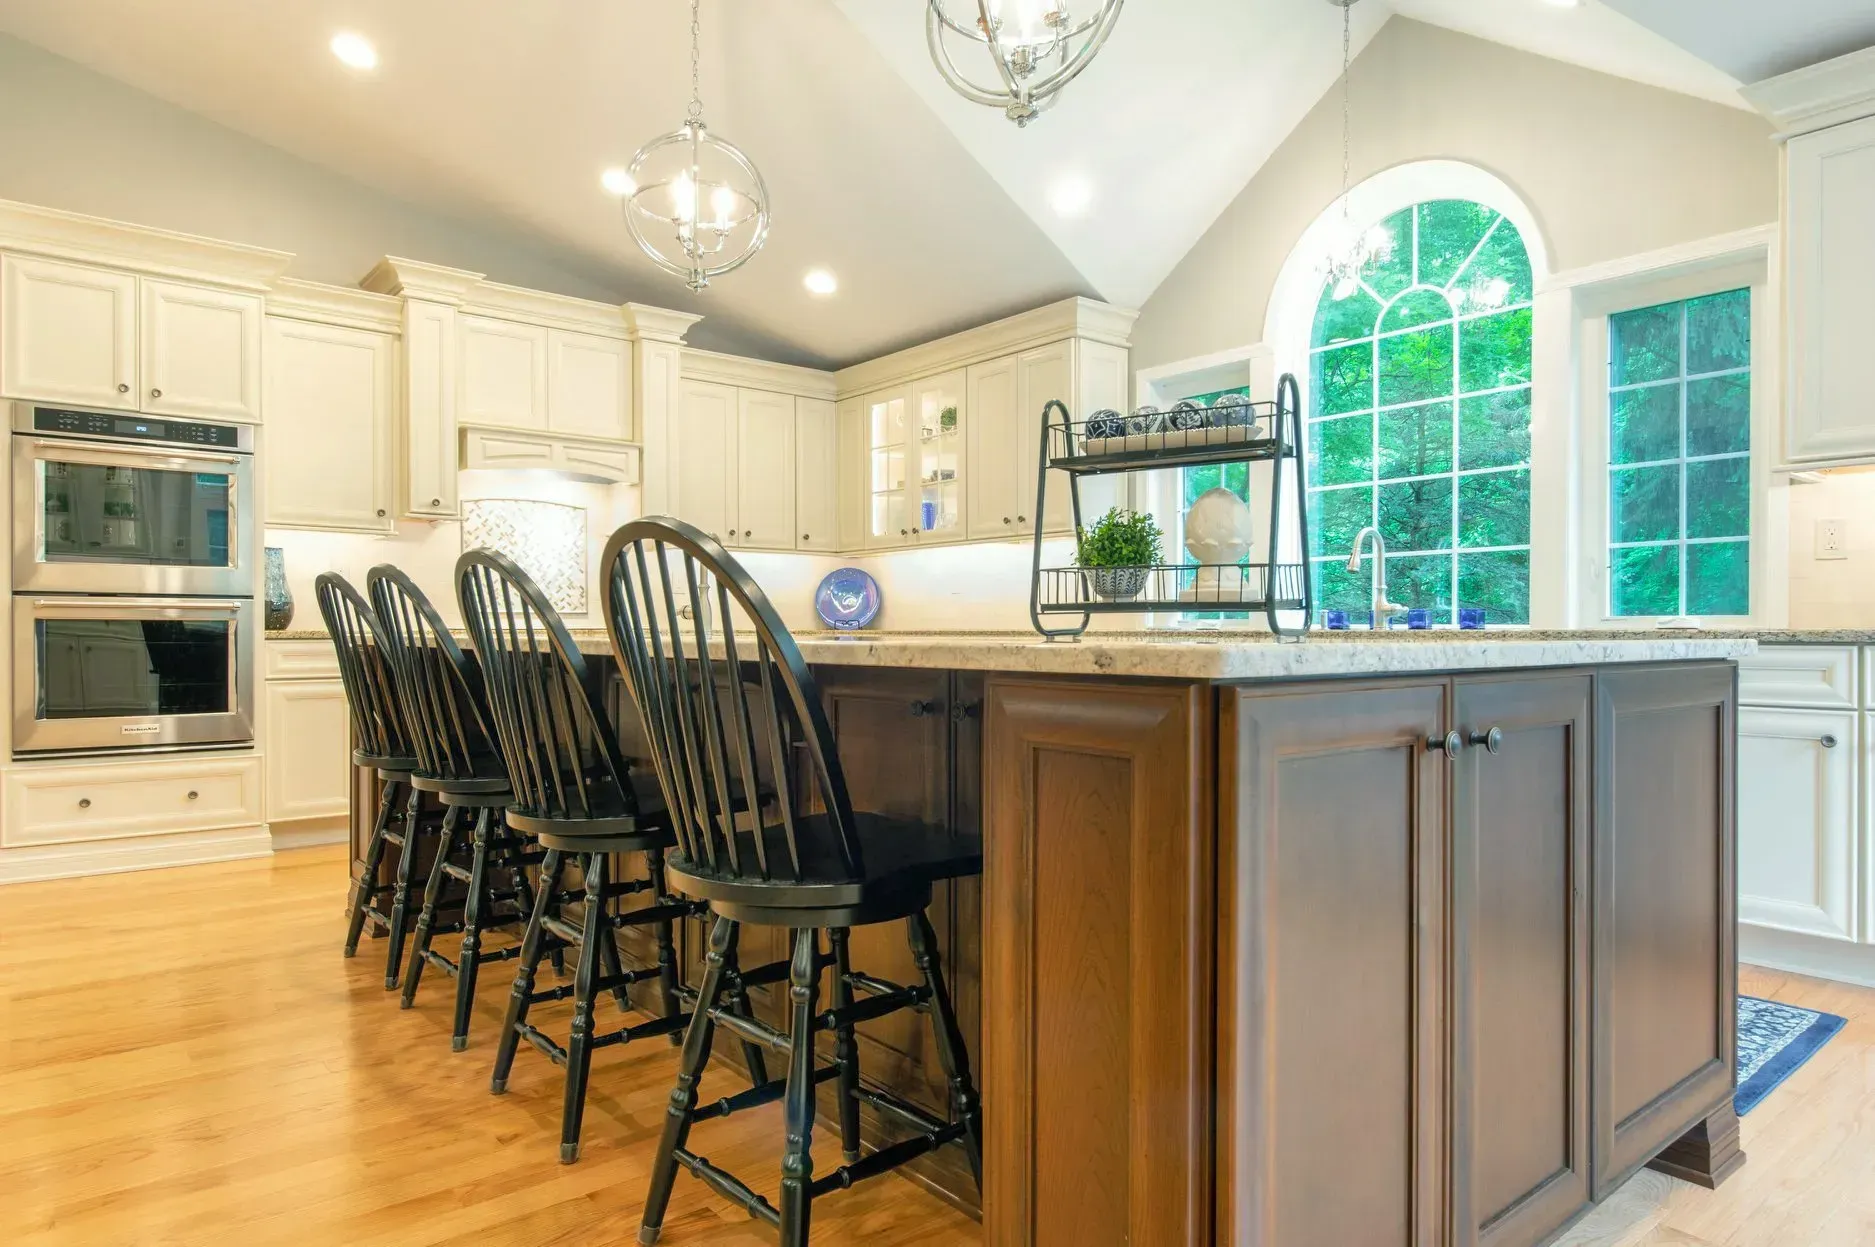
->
[965, 357, 1021, 540]
[734, 390, 795, 550]
[403, 299, 459, 517]
[141, 279, 262, 420]
[1, 254, 138, 409]
[795, 398, 838, 552]
[1016, 343, 1072, 535]
[1786, 115, 1875, 463]
[673, 381, 737, 540]
[1220, 680, 1446, 1247]
[266, 679, 351, 822]
[1453, 675, 1591, 1247]
[460, 315, 548, 429]
[1591, 664, 1737, 1194]
[836, 397, 867, 552]
[547, 330, 629, 440]
[910, 369, 966, 543]
[1737, 706, 1857, 941]
[263, 317, 393, 532]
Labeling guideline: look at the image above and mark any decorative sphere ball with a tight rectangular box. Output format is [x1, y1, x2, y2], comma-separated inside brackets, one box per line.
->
[1184, 487, 1254, 565]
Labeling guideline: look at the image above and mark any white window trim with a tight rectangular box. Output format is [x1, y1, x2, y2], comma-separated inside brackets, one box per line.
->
[1556, 229, 1787, 628]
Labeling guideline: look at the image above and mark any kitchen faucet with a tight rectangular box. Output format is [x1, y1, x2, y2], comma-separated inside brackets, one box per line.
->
[1347, 527, 1407, 628]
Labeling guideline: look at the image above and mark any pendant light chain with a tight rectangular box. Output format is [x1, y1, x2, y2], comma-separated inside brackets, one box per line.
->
[688, 0, 704, 123]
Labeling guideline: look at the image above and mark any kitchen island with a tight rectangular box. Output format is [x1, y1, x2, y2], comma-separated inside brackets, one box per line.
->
[351, 629, 1755, 1247]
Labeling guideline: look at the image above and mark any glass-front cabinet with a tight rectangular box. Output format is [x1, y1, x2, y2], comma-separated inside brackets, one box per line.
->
[913, 369, 966, 542]
[866, 388, 910, 547]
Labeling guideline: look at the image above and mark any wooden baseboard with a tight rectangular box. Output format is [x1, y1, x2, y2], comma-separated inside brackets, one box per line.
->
[1740, 925, 1875, 989]
[0, 825, 272, 885]
[269, 817, 350, 852]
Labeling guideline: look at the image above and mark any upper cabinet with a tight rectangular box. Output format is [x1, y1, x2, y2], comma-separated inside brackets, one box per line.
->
[672, 379, 739, 542]
[796, 399, 838, 553]
[459, 314, 548, 429]
[1782, 113, 1875, 465]
[548, 330, 631, 441]
[263, 315, 395, 533]
[735, 389, 796, 551]
[1, 255, 262, 421]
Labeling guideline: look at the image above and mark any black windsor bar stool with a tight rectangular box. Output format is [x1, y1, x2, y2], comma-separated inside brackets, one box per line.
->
[368, 565, 540, 1051]
[600, 518, 983, 1247]
[456, 549, 749, 1164]
[319, 573, 428, 990]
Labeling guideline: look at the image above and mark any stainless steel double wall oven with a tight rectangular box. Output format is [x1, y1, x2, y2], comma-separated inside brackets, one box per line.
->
[11, 402, 256, 755]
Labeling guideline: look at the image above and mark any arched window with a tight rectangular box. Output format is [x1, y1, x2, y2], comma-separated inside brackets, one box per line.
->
[1307, 200, 1534, 625]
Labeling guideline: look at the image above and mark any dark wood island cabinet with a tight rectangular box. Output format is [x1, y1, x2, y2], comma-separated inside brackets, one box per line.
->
[349, 631, 1751, 1247]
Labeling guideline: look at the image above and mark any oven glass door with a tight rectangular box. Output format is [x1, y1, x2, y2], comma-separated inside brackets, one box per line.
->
[13, 596, 254, 754]
[12, 437, 253, 595]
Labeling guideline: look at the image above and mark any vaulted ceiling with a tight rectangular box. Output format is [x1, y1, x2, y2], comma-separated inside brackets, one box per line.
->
[0, 1, 1854, 369]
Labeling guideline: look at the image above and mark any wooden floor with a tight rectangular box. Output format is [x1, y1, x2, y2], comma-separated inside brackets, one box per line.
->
[3, 846, 1872, 1246]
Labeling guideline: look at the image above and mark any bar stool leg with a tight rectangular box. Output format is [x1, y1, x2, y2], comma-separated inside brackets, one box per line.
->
[384, 786, 425, 989]
[560, 852, 608, 1163]
[598, 873, 631, 1011]
[828, 927, 863, 1163]
[401, 803, 464, 1009]
[639, 915, 734, 1246]
[778, 927, 823, 1247]
[909, 909, 982, 1187]
[451, 806, 494, 1051]
[647, 850, 683, 1036]
[721, 931, 770, 1087]
[345, 777, 399, 957]
[493, 847, 563, 1094]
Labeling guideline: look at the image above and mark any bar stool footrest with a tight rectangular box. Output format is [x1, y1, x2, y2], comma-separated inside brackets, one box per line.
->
[707, 1003, 795, 1054]
[590, 1011, 690, 1051]
[673, 1148, 780, 1228]
[808, 1124, 965, 1200]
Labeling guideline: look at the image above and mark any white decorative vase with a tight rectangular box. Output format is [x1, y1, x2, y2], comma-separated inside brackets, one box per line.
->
[1182, 487, 1255, 603]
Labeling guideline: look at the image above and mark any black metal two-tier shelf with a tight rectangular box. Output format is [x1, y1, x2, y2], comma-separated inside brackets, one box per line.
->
[1028, 372, 1314, 640]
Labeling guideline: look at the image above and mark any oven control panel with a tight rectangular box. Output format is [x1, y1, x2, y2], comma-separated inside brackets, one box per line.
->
[29, 406, 245, 449]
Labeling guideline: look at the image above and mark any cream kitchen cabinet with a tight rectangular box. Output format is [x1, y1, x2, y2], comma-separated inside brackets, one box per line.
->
[965, 356, 1022, 540]
[734, 390, 796, 551]
[263, 316, 396, 532]
[1737, 704, 1859, 941]
[860, 386, 913, 549]
[140, 278, 263, 420]
[2, 255, 262, 421]
[264, 640, 350, 826]
[795, 398, 838, 552]
[836, 397, 867, 552]
[0, 254, 138, 409]
[459, 314, 549, 430]
[547, 329, 631, 441]
[672, 379, 739, 541]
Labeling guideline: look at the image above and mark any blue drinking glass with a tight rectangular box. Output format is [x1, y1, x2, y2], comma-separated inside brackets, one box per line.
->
[1406, 608, 1432, 630]
[1324, 609, 1349, 630]
[1459, 608, 1486, 630]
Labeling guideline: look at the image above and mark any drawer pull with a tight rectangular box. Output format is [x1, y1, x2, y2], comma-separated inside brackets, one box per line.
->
[116, 383, 130, 394]
[150, 388, 163, 399]
[187, 790, 200, 800]
[77, 797, 91, 809]
[1821, 734, 1839, 749]
[1427, 731, 1463, 760]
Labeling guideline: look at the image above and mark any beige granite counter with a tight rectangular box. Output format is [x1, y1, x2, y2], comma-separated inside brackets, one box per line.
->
[270, 625, 1754, 679]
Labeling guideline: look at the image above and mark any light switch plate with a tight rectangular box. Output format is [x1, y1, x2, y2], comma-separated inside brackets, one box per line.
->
[1816, 518, 1849, 560]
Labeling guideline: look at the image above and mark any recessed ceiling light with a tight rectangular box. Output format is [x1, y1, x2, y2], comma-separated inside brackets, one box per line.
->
[804, 269, 838, 296]
[600, 167, 636, 196]
[330, 32, 378, 70]
[1049, 176, 1094, 218]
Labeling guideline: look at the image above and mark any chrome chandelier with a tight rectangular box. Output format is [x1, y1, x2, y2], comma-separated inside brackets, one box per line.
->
[620, 0, 770, 291]
[1320, 0, 1393, 300]
[926, 0, 1124, 126]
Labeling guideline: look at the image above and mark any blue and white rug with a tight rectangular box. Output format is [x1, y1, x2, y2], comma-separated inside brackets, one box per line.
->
[1736, 995, 1847, 1116]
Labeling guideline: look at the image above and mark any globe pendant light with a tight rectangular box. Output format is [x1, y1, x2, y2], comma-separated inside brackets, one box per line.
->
[621, 0, 771, 291]
[926, 0, 1124, 127]
[1320, 0, 1393, 301]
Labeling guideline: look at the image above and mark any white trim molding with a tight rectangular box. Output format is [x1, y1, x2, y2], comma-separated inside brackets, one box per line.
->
[0, 196, 295, 291]
[267, 277, 405, 334]
[0, 826, 271, 886]
[684, 348, 838, 401]
[834, 296, 1137, 399]
[1743, 44, 1875, 140]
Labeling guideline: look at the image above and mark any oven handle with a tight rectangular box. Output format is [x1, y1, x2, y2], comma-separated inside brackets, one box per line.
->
[24, 437, 245, 470]
[27, 597, 247, 618]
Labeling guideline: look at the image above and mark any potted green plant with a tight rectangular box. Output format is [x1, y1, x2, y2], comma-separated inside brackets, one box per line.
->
[1076, 507, 1163, 601]
[939, 405, 958, 433]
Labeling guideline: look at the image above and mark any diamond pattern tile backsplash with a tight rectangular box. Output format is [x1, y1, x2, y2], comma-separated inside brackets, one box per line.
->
[461, 498, 588, 614]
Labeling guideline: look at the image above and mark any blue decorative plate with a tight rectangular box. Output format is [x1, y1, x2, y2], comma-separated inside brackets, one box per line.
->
[815, 567, 882, 631]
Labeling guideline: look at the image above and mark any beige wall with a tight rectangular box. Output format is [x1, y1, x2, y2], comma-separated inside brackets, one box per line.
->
[1785, 472, 1875, 629]
[1132, 18, 1779, 376]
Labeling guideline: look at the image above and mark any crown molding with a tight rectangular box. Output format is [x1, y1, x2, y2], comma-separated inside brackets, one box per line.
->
[834, 296, 1138, 398]
[0, 197, 294, 291]
[1743, 44, 1875, 139]
[359, 256, 485, 304]
[266, 278, 404, 334]
[623, 303, 703, 344]
[682, 348, 837, 400]
[466, 280, 632, 338]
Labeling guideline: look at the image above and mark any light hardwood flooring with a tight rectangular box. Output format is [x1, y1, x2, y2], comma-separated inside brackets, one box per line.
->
[3, 846, 1873, 1246]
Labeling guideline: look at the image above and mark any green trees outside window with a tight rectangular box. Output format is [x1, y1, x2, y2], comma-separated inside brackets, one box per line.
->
[1306, 200, 1534, 625]
[1607, 289, 1751, 617]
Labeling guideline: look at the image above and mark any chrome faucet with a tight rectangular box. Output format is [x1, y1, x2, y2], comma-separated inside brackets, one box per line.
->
[1347, 527, 1407, 628]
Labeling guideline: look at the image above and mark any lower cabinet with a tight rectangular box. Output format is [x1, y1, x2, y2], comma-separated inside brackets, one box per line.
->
[1737, 705, 1858, 941]
[264, 640, 352, 828]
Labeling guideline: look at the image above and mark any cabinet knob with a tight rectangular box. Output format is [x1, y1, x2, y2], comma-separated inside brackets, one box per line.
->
[1017, 515, 1027, 523]
[1469, 726, 1504, 755]
[1426, 731, 1463, 760]
[430, 498, 441, 507]
[116, 383, 130, 394]
[900, 528, 908, 537]
[376, 509, 387, 518]
[1003, 517, 1011, 525]
[950, 701, 979, 723]
[909, 699, 938, 718]
[78, 797, 91, 809]
[1822, 734, 1839, 749]
[802, 533, 810, 541]
[150, 388, 162, 399]
[187, 790, 199, 800]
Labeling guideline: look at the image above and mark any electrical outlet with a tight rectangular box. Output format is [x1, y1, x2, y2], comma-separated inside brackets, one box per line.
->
[1815, 518, 1849, 560]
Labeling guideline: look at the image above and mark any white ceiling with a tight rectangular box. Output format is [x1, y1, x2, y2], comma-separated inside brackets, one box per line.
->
[0, 0, 1804, 368]
[1601, 0, 1875, 85]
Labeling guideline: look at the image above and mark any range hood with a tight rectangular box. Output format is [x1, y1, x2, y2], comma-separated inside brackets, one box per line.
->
[458, 426, 639, 485]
